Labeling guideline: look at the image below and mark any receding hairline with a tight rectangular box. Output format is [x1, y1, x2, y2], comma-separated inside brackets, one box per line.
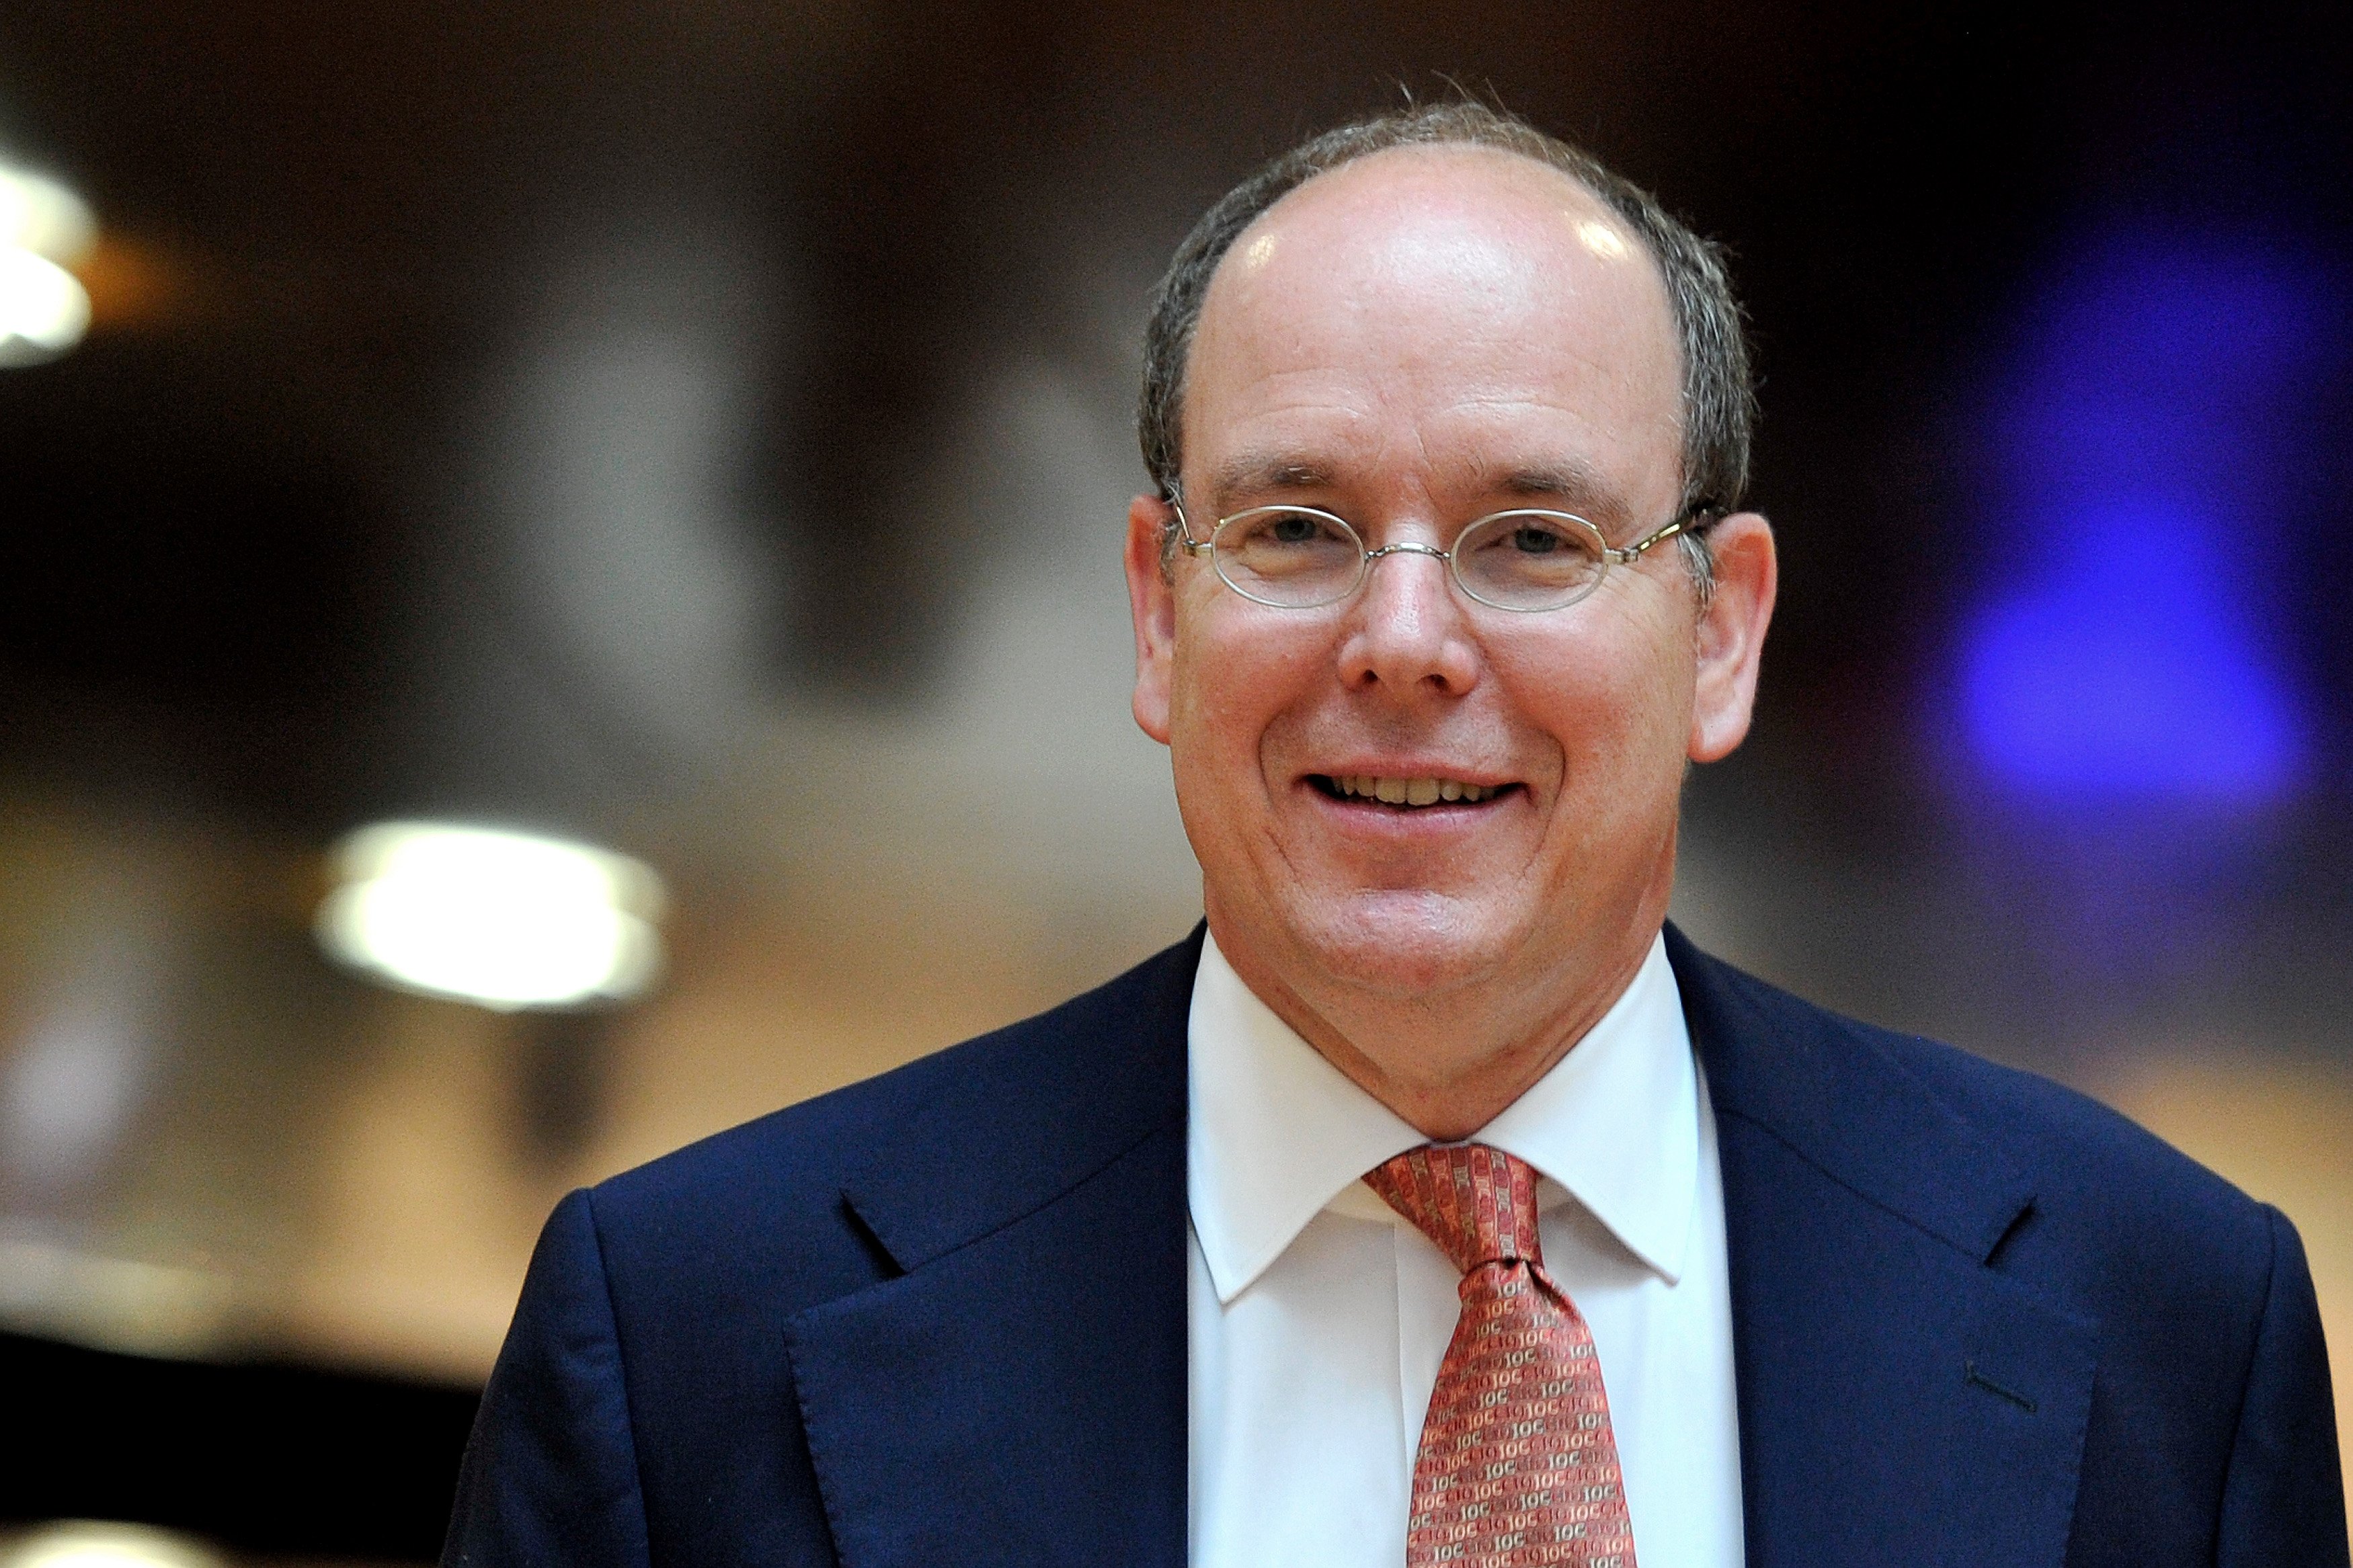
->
[1179, 147, 1680, 522]
[1181, 142, 1681, 470]
[1239, 138, 1638, 227]
[1199, 140, 1656, 316]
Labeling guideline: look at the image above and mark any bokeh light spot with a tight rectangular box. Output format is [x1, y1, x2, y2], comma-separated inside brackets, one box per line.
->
[315, 823, 666, 1010]
[1954, 235, 2339, 804]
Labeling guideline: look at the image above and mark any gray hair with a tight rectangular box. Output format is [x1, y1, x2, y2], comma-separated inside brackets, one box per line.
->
[1136, 101, 1754, 595]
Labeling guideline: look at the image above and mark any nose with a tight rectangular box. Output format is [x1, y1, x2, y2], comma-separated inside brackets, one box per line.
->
[1337, 541, 1481, 698]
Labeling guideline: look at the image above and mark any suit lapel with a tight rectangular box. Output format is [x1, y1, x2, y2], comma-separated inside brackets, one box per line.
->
[784, 932, 1198, 1568]
[1669, 926, 2098, 1568]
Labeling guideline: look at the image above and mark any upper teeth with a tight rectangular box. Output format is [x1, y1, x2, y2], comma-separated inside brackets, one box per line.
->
[1334, 776, 1496, 806]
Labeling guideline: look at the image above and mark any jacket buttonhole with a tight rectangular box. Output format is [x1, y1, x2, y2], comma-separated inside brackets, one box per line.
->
[1964, 1360, 2038, 1414]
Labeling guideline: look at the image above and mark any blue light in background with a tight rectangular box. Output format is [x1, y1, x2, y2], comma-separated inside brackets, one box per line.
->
[1955, 234, 2340, 804]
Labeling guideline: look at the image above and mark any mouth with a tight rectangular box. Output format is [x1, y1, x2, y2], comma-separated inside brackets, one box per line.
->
[1308, 774, 1515, 810]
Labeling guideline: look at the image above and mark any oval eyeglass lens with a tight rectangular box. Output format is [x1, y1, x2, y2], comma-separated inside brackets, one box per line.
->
[1216, 508, 1363, 606]
[1454, 511, 1607, 609]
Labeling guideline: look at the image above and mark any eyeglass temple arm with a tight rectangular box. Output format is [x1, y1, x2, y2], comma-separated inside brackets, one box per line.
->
[1165, 491, 1213, 557]
[1605, 501, 1723, 564]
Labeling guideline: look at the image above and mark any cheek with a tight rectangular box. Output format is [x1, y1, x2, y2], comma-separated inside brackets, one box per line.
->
[1490, 616, 1696, 788]
[1168, 641, 1256, 780]
[1170, 602, 1329, 772]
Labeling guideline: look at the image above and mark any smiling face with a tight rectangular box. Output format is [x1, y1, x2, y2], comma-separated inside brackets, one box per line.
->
[1128, 145, 1771, 1118]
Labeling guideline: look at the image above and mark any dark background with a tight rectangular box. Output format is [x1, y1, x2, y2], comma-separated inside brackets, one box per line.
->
[4, 1, 2345, 805]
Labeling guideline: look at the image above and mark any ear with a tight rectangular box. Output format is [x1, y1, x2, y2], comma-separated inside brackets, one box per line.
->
[1125, 493, 1179, 745]
[1687, 511, 1777, 764]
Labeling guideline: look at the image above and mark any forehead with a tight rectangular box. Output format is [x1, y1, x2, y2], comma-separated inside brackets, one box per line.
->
[1185, 145, 1683, 515]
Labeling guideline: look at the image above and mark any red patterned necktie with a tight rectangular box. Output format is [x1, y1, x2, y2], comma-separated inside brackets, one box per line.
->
[1363, 1143, 1638, 1568]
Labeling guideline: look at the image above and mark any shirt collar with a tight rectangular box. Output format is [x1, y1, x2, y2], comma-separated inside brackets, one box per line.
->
[1187, 927, 1699, 1305]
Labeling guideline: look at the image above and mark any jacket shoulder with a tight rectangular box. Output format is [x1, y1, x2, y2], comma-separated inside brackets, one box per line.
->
[1867, 1005, 2281, 1301]
[1673, 930, 2278, 1292]
[574, 926, 1200, 1305]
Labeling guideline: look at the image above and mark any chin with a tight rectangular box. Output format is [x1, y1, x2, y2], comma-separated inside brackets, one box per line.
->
[1285, 890, 1511, 1000]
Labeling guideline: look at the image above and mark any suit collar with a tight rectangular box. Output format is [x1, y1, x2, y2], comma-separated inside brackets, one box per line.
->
[836, 926, 1199, 1275]
[787, 930, 1200, 1568]
[1667, 924, 2096, 1568]
[1667, 921, 2035, 1263]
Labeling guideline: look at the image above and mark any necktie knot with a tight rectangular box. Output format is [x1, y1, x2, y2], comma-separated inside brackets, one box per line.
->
[1363, 1143, 1544, 1276]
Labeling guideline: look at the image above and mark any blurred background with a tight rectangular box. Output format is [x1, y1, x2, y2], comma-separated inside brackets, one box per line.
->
[1, 0, 2348, 1559]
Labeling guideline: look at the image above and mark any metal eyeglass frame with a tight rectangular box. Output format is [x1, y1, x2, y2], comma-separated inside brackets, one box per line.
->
[1164, 489, 1718, 612]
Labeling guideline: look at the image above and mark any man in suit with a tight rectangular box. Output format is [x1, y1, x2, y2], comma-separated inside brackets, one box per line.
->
[445, 103, 2348, 1567]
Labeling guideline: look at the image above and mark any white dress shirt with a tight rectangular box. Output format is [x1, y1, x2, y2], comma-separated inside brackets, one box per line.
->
[1187, 928, 1743, 1568]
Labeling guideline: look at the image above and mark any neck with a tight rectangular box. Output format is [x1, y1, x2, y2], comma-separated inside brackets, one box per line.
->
[1208, 894, 1669, 1143]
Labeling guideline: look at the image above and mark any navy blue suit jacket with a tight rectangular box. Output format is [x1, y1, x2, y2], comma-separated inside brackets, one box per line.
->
[445, 926, 2348, 1566]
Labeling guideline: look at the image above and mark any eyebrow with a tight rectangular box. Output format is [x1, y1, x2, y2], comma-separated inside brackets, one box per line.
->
[1200, 452, 1631, 524]
[1488, 460, 1628, 521]
[1203, 454, 1337, 503]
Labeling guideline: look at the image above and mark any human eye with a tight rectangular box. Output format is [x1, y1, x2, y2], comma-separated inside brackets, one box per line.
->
[1463, 511, 1589, 556]
[1454, 511, 1604, 608]
[1222, 507, 1357, 563]
[1215, 507, 1362, 604]
[1494, 516, 1582, 554]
